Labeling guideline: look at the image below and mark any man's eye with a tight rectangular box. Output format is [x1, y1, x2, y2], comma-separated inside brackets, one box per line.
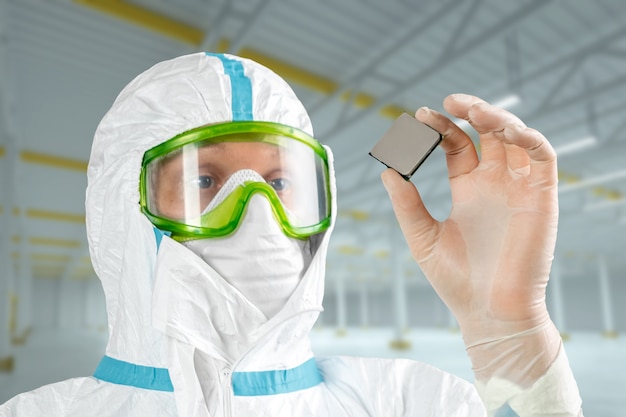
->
[268, 178, 289, 192]
[195, 175, 214, 189]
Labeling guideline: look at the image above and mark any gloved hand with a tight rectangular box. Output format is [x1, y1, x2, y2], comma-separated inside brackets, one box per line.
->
[381, 93, 562, 387]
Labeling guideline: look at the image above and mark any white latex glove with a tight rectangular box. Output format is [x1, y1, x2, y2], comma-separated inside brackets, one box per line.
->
[381, 94, 563, 387]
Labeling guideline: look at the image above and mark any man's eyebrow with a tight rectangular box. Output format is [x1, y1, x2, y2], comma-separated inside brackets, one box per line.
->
[268, 146, 282, 158]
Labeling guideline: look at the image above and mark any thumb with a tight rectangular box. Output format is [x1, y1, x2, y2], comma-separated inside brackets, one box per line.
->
[381, 169, 438, 260]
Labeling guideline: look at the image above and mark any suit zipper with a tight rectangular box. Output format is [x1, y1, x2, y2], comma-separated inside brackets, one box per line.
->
[222, 366, 233, 417]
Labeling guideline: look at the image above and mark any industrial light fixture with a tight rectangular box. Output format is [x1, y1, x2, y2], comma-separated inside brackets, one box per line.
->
[491, 94, 521, 109]
[560, 168, 626, 194]
[582, 198, 626, 212]
[554, 135, 598, 156]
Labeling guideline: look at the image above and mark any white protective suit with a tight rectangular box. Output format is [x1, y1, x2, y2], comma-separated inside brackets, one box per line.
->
[0, 53, 580, 417]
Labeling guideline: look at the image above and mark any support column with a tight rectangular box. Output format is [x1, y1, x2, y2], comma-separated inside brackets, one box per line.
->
[0, 174, 14, 372]
[84, 276, 107, 332]
[58, 251, 87, 329]
[550, 260, 568, 340]
[448, 308, 459, 332]
[390, 228, 410, 350]
[335, 274, 347, 337]
[13, 227, 33, 346]
[359, 283, 369, 329]
[597, 256, 618, 338]
[0, 0, 16, 371]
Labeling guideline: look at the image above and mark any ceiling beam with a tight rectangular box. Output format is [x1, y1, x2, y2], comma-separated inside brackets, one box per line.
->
[71, 0, 420, 118]
[25, 209, 85, 224]
[74, 0, 204, 45]
[198, 1, 231, 51]
[527, 71, 626, 122]
[308, 0, 461, 116]
[20, 150, 88, 171]
[226, 0, 273, 55]
[322, 0, 553, 141]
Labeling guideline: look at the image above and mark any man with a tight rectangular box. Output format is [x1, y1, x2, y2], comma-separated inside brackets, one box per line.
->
[0, 52, 583, 416]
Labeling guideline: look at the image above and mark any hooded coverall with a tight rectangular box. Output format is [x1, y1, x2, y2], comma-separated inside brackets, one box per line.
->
[0, 53, 581, 417]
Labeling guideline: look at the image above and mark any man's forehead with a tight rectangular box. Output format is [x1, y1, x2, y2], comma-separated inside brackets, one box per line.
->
[198, 141, 283, 156]
[156, 139, 295, 171]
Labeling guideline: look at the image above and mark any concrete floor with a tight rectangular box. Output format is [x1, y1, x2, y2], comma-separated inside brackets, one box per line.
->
[1, 327, 624, 416]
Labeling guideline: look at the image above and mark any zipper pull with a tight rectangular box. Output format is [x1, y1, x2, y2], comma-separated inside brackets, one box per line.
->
[222, 366, 233, 416]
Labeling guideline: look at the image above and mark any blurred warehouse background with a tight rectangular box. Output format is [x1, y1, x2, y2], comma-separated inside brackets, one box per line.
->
[0, 0, 625, 414]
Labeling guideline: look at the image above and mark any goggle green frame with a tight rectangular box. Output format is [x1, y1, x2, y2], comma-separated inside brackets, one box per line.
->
[139, 121, 332, 240]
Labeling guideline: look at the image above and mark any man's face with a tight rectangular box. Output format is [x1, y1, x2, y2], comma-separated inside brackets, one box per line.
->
[153, 141, 296, 220]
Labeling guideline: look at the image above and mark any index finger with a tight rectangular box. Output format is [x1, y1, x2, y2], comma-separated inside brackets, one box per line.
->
[415, 107, 479, 179]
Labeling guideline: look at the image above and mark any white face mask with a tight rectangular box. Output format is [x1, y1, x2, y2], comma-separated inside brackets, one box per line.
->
[182, 188, 313, 319]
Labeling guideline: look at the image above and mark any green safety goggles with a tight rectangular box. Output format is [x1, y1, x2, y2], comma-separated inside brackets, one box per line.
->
[139, 121, 332, 241]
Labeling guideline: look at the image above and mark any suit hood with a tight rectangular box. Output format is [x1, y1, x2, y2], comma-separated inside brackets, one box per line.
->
[85, 52, 336, 369]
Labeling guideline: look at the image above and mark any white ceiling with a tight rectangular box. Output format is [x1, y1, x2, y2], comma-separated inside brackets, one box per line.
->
[1, 0, 626, 289]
